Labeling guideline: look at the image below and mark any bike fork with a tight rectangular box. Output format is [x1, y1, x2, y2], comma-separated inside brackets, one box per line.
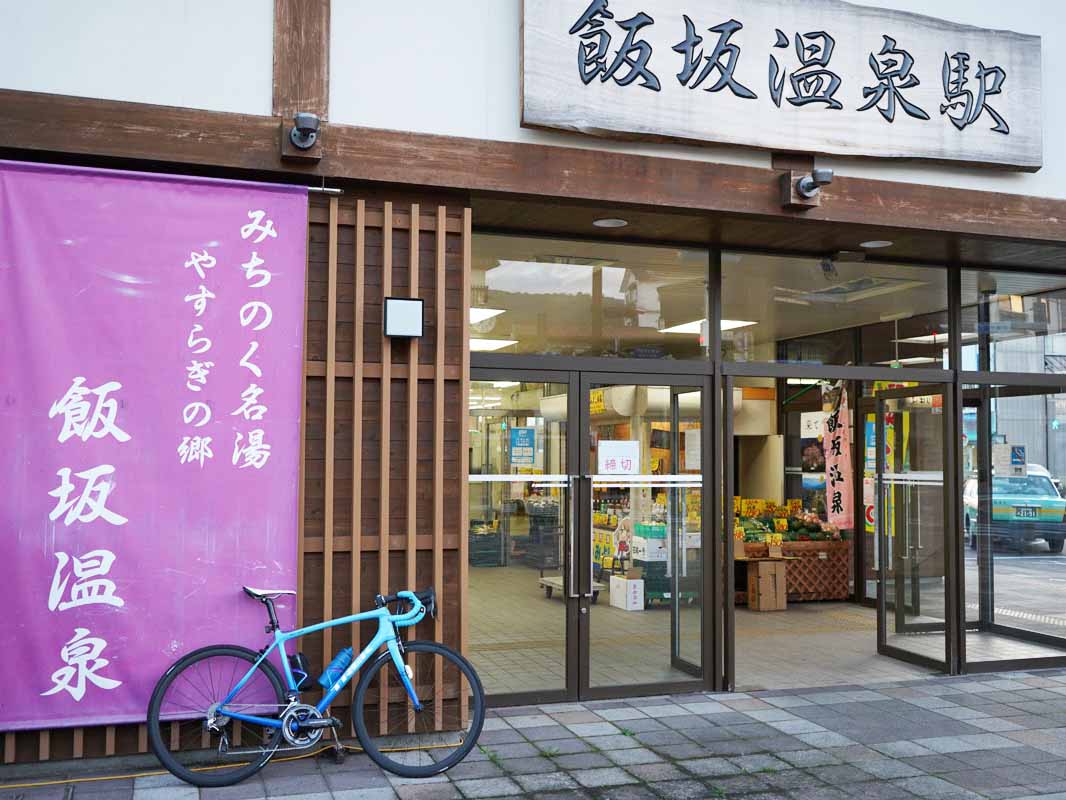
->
[387, 639, 423, 711]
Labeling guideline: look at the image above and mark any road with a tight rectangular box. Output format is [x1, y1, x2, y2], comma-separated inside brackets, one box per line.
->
[963, 543, 1066, 638]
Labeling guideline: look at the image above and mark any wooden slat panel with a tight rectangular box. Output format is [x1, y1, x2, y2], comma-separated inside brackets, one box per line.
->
[322, 195, 339, 663]
[4, 732, 14, 763]
[434, 204, 447, 729]
[38, 730, 49, 761]
[406, 204, 419, 733]
[308, 206, 462, 233]
[137, 724, 147, 753]
[459, 207, 472, 724]
[104, 726, 115, 756]
[351, 199, 365, 699]
[305, 361, 462, 380]
[72, 727, 84, 759]
[378, 201, 393, 737]
[297, 207, 313, 627]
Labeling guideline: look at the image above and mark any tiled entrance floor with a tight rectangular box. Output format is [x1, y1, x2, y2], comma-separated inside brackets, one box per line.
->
[472, 564, 934, 693]
[14, 668, 1066, 799]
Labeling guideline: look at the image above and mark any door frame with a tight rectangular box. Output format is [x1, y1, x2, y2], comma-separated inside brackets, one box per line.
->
[576, 372, 710, 700]
[873, 382, 955, 672]
[470, 366, 716, 705]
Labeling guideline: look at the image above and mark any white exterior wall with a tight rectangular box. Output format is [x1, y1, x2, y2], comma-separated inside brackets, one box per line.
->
[0, 0, 273, 116]
[330, 0, 1065, 199]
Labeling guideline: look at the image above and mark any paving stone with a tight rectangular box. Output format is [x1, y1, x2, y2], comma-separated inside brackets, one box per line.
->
[476, 728, 527, 745]
[730, 753, 790, 772]
[843, 781, 918, 800]
[489, 741, 542, 759]
[777, 749, 842, 768]
[551, 711, 603, 725]
[620, 718, 668, 733]
[761, 769, 828, 791]
[795, 731, 857, 748]
[855, 757, 926, 779]
[324, 768, 393, 791]
[604, 747, 662, 766]
[871, 740, 936, 758]
[554, 752, 613, 770]
[499, 755, 558, 774]
[395, 784, 459, 800]
[645, 779, 708, 799]
[444, 760, 506, 780]
[522, 724, 573, 741]
[677, 756, 740, 777]
[597, 707, 648, 722]
[541, 738, 594, 756]
[263, 773, 329, 797]
[624, 762, 689, 783]
[593, 785, 658, 800]
[199, 778, 268, 800]
[330, 790, 397, 800]
[513, 772, 578, 793]
[704, 773, 771, 794]
[566, 722, 620, 737]
[807, 764, 874, 785]
[633, 730, 690, 748]
[452, 776, 525, 797]
[528, 791, 593, 800]
[585, 734, 643, 750]
[904, 754, 972, 773]
[570, 767, 637, 788]
[894, 775, 980, 797]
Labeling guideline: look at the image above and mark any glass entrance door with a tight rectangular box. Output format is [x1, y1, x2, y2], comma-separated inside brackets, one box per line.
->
[874, 384, 952, 670]
[579, 375, 706, 695]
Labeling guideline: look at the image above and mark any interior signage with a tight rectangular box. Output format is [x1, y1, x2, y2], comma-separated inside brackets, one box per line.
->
[523, 0, 1042, 169]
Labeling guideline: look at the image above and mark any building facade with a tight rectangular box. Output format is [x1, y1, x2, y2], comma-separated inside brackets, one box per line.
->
[3, 0, 1066, 766]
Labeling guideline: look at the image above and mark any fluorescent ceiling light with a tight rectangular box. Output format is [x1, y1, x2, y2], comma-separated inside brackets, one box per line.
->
[659, 318, 756, 334]
[860, 240, 894, 249]
[774, 296, 811, 306]
[470, 338, 518, 352]
[470, 307, 505, 324]
[786, 378, 822, 385]
[492, 381, 520, 388]
[592, 218, 628, 228]
[893, 331, 979, 345]
[875, 356, 939, 366]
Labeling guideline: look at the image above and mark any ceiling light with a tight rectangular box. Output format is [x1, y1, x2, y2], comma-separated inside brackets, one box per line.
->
[492, 381, 520, 388]
[470, 338, 518, 352]
[875, 356, 939, 366]
[659, 318, 757, 334]
[786, 378, 822, 385]
[470, 307, 505, 324]
[860, 240, 893, 249]
[774, 296, 811, 306]
[893, 331, 979, 345]
[592, 218, 628, 228]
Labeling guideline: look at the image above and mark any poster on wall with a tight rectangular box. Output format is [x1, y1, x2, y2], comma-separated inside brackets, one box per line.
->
[0, 161, 308, 730]
[799, 411, 827, 514]
[821, 383, 854, 530]
[510, 426, 537, 467]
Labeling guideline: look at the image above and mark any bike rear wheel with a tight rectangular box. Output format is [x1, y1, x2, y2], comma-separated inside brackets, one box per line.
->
[352, 640, 485, 778]
[147, 645, 286, 787]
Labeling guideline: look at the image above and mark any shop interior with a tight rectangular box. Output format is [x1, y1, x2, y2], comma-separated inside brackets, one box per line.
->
[466, 231, 1066, 696]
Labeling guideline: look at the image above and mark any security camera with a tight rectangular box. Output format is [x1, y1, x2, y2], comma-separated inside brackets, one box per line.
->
[796, 168, 834, 199]
[289, 113, 320, 150]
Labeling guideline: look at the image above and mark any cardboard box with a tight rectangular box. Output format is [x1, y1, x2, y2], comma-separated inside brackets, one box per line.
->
[610, 575, 645, 611]
[747, 560, 787, 611]
[631, 536, 668, 562]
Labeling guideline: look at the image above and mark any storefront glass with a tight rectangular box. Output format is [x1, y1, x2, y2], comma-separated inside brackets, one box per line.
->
[961, 270, 1066, 374]
[722, 252, 948, 367]
[587, 384, 702, 687]
[963, 384, 1066, 663]
[471, 235, 709, 359]
[467, 380, 569, 695]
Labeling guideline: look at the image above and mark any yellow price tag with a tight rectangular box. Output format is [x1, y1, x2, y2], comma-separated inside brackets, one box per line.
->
[741, 499, 760, 518]
[733, 526, 745, 540]
[764, 532, 784, 546]
[774, 518, 789, 533]
[787, 498, 803, 515]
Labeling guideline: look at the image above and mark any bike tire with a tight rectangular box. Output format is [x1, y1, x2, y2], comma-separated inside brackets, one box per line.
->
[146, 644, 287, 788]
[352, 640, 485, 778]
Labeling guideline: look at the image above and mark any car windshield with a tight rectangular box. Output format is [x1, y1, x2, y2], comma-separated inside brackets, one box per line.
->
[992, 476, 1058, 498]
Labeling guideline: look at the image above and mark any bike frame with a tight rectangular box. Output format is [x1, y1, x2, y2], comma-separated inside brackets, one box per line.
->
[218, 592, 426, 729]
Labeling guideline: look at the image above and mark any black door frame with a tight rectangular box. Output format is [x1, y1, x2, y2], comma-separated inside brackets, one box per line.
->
[471, 365, 715, 706]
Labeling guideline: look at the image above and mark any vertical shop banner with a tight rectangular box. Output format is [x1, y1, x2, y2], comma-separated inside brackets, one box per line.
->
[0, 161, 307, 730]
[821, 384, 854, 530]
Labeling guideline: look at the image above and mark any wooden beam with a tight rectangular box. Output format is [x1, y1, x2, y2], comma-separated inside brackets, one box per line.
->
[350, 198, 365, 692]
[433, 204, 446, 730]
[322, 195, 339, 663]
[272, 0, 330, 120]
[378, 201, 392, 737]
[1, 89, 1065, 245]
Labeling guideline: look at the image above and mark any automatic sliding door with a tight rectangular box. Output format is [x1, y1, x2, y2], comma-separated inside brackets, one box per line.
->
[875, 384, 951, 669]
[582, 378, 704, 693]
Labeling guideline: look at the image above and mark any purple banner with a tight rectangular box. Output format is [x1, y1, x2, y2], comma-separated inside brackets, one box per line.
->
[0, 161, 307, 730]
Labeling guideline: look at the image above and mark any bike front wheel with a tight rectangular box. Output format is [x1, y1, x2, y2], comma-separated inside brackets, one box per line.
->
[146, 644, 287, 787]
[352, 640, 485, 778]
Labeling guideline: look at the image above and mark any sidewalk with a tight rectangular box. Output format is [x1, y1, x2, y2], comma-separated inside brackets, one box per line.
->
[8, 669, 1066, 800]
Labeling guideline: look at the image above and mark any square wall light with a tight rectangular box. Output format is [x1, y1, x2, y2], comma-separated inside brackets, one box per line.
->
[384, 297, 424, 338]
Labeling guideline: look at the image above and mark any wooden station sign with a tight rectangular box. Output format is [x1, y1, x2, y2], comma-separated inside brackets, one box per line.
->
[522, 0, 1042, 170]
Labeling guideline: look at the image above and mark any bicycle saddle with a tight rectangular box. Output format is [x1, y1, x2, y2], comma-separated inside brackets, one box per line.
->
[242, 586, 296, 600]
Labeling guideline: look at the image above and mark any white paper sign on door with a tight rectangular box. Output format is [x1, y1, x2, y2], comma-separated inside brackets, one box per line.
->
[684, 428, 701, 471]
[598, 440, 641, 475]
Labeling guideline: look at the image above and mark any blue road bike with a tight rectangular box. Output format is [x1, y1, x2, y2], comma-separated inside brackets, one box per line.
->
[146, 586, 484, 787]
